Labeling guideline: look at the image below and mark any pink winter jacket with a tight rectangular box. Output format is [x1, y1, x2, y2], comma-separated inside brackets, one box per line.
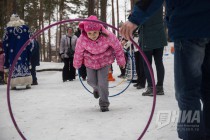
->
[73, 31, 126, 70]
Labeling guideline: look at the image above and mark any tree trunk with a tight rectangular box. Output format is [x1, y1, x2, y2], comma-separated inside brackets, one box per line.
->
[130, 0, 134, 10]
[12, 0, 17, 14]
[6, 0, 13, 19]
[111, 0, 115, 34]
[0, 0, 7, 37]
[31, 0, 38, 28]
[18, 0, 25, 19]
[88, 0, 95, 16]
[48, 14, 52, 62]
[96, 0, 99, 17]
[59, 0, 65, 62]
[116, 0, 119, 37]
[124, 0, 127, 21]
[100, 0, 107, 22]
[40, 0, 46, 61]
[55, 0, 59, 62]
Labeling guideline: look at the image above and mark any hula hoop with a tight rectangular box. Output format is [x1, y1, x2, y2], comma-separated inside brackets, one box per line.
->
[78, 50, 134, 97]
[108, 78, 126, 88]
[6, 18, 156, 140]
[108, 49, 134, 88]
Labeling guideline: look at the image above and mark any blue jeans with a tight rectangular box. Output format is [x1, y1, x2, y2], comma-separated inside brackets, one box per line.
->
[174, 38, 210, 140]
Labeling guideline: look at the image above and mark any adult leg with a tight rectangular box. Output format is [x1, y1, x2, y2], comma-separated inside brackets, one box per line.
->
[134, 51, 141, 86]
[143, 50, 153, 87]
[79, 64, 87, 80]
[62, 58, 70, 81]
[153, 47, 165, 87]
[142, 50, 153, 96]
[138, 52, 146, 88]
[69, 57, 76, 80]
[135, 51, 146, 88]
[122, 52, 128, 77]
[31, 65, 38, 85]
[153, 47, 165, 95]
[174, 39, 206, 140]
[31, 65, 36, 82]
[118, 67, 125, 77]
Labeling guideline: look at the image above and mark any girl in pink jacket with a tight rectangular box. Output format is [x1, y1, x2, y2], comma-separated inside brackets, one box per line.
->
[73, 15, 126, 112]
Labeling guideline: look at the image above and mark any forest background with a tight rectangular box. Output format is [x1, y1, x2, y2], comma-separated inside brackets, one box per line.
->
[0, 0, 167, 62]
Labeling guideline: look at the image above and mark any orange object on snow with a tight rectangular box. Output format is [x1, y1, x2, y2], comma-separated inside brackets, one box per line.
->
[108, 68, 115, 81]
[171, 46, 175, 54]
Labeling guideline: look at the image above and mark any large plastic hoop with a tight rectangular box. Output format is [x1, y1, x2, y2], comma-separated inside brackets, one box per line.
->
[7, 18, 156, 140]
[78, 49, 134, 97]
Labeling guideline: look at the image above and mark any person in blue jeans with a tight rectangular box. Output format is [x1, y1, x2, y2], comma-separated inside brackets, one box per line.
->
[119, 0, 210, 140]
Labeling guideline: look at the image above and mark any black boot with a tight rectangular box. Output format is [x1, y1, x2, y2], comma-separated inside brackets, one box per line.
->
[100, 106, 109, 112]
[136, 85, 145, 89]
[133, 83, 139, 87]
[156, 86, 164, 95]
[32, 81, 38, 85]
[142, 87, 153, 96]
[93, 90, 99, 99]
[142, 86, 164, 96]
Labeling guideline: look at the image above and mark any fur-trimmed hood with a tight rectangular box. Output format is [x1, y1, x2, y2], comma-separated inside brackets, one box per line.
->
[7, 14, 25, 27]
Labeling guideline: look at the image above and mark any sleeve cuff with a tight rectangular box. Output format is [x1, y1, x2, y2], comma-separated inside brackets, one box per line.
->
[4, 69, 9, 73]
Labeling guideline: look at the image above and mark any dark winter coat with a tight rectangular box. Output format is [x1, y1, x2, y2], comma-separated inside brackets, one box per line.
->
[3, 25, 32, 77]
[129, 0, 210, 41]
[31, 40, 40, 66]
[74, 28, 81, 38]
[60, 35, 77, 58]
[3, 24, 33, 87]
[138, 7, 167, 51]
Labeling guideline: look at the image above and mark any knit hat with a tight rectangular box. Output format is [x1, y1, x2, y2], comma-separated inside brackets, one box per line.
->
[79, 15, 103, 32]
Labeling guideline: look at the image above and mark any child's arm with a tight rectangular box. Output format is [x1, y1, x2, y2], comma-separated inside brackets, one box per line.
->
[73, 37, 85, 69]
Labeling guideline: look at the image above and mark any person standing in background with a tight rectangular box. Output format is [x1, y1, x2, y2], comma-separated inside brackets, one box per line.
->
[138, 7, 167, 96]
[31, 39, 40, 85]
[118, 38, 128, 79]
[3, 14, 33, 90]
[133, 29, 146, 89]
[74, 28, 81, 38]
[60, 27, 77, 82]
[74, 27, 87, 81]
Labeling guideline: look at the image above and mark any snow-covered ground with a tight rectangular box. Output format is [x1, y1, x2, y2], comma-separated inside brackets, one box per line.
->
[0, 48, 180, 140]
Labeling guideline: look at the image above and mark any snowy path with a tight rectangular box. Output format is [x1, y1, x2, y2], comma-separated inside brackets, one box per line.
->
[0, 54, 180, 140]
